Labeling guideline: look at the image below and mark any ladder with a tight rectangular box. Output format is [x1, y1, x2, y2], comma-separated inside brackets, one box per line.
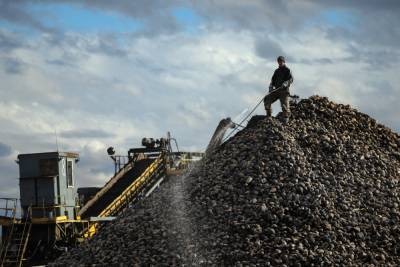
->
[0, 199, 17, 266]
[1, 207, 32, 267]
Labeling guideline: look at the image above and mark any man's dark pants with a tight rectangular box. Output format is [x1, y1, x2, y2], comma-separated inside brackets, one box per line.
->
[263, 88, 290, 118]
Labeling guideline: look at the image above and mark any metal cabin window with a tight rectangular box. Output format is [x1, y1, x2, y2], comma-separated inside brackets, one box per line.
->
[66, 160, 74, 187]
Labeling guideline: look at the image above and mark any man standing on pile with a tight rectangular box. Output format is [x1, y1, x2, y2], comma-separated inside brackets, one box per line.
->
[264, 56, 294, 121]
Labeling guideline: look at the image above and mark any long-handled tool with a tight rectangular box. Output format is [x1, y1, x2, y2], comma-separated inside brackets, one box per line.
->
[222, 85, 289, 142]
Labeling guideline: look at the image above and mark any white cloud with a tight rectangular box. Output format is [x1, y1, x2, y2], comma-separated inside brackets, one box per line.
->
[0, 1, 399, 198]
[283, 28, 352, 61]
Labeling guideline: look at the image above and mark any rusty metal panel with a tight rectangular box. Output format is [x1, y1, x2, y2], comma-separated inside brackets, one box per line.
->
[39, 158, 58, 176]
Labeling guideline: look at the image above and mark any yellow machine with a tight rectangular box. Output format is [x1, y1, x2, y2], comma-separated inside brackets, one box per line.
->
[0, 133, 203, 266]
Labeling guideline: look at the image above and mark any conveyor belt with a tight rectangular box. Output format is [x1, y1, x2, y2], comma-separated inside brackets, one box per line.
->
[81, 158, 155, 218]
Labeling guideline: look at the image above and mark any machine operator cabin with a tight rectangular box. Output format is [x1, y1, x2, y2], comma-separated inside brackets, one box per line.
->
[17, 152, 79, 221]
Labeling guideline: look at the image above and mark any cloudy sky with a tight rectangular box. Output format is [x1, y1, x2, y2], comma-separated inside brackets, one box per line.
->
[0, 0, 399, 197]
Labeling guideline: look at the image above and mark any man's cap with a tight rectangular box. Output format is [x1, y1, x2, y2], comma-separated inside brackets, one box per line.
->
[277, 56, 285, 62]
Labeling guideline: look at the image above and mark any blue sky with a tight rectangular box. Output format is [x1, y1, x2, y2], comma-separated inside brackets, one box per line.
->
[4, 2, 202, 34]
[299, 9, 358, 33]
[28, 3, 142, 33]
[173, 7, 201, 26]
[0, 0, 399, 197]
[320, 9, 356, 28]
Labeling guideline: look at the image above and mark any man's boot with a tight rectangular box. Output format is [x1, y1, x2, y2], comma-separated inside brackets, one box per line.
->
[266, 109, 272, 118]
[280, 112, 290, 124]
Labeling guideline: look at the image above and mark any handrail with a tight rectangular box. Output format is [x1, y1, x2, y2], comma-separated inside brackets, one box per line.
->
[31, 205, 78, 209]
[0, 199, 17, 265]
[0, 198, 18, 219]
[99, 155, 164, 217]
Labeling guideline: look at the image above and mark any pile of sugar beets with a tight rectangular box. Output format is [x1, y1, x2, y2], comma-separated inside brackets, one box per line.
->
[54, 96, 400, 266]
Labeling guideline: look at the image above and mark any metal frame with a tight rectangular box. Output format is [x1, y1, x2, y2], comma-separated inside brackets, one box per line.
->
[0, 205, 32, 267]
[100, 154, 164, 217]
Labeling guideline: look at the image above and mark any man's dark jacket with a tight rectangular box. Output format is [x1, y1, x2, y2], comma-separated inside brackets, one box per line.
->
[271, 65, 293, 88]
